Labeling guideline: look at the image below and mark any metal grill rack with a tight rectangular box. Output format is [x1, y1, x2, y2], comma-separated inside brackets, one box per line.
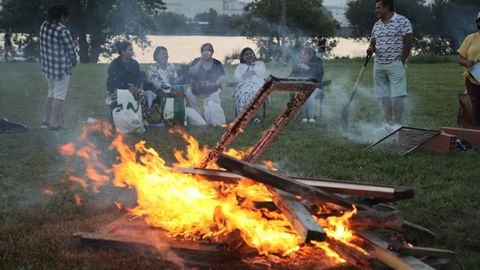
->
[366, 127, 440, 156]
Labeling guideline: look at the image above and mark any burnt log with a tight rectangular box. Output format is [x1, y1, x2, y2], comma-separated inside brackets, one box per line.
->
[326, 238, 372, 269]
[391, 245, 455, 258]
[357, 230, 437, 270]
[216, 154, 363, 211]
[174, 167, 414, 201]
[74, 215, 226, 267]
[272, 190, 326, 242]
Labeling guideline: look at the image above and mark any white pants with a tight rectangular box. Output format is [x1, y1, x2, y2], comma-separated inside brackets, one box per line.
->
[374, 60, 407, 98]
[46, 75, 70, 100]
[185, 87, 226, 126]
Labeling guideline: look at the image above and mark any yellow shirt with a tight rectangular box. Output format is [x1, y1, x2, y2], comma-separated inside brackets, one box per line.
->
[458, 32, 480, 85]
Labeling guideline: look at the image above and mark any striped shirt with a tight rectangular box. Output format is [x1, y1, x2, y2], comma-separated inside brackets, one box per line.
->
[39, 21, 77, 80]
[371, 13, 413, 64]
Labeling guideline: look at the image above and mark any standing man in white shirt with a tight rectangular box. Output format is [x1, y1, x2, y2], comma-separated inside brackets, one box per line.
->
[367, 0, 413, 131]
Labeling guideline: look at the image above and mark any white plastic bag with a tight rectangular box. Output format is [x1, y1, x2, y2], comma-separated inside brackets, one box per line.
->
[203, 98, 226, 126]
[185, 107, 207, 126]
[112, 89, 145, 133]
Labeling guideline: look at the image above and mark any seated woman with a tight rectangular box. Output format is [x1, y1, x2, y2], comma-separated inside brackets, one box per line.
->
[105, 40, 144, 122]
[232, 47, 268, 123]
[146, 46, 185, 125]
[185, 43, 226, 126]
[289, 47, 324, 123]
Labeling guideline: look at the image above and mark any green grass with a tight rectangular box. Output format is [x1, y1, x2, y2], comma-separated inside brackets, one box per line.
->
[0, 60, 479, 269]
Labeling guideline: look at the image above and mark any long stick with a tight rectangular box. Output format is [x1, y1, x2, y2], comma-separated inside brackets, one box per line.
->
[341, 54, 372, 131]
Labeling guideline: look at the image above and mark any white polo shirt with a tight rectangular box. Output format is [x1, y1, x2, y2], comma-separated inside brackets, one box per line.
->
[371, 12, 413, 64]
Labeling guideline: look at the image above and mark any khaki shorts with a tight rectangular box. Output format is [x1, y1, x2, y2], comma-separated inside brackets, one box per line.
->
[374, 60, 407, 98]
[46, 75, 70, 100]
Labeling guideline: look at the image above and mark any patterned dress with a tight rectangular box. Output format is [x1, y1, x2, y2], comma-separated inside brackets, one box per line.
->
[232, 61, 268, 115]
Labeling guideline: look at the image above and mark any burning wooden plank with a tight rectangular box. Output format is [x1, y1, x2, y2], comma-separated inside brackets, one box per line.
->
[357, 230, 439, 270]
[174, 167, 414, 201]
[326, 238, 372, 269]
[74, 215, 226, 267]
[216, 154, 362, 211]
[391, 245, 456, 258]
[272, 190, 326, 242]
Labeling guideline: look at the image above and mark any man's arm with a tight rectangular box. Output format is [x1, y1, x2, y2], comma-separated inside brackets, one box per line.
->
[401, 33, 413, 64]
[61, 29, 77, 66]
[367, 38, 376, 56]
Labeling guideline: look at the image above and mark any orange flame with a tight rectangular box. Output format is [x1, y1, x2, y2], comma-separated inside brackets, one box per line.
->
[61, 123, 364, 260]
[43, 187, 56, 197]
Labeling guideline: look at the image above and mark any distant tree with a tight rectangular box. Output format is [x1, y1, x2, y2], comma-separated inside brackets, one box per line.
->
[192, 9, 241, 35]
[152, 12, 188, 34]
[430, 0, 479, 50]
[345, 0, 477, 54]
[234, 0, 339, 62]
[0, 0, 165, 63]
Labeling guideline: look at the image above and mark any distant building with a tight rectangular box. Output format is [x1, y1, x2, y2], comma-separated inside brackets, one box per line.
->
[324, 5, 349, 27]
[164, 0, 249, 18]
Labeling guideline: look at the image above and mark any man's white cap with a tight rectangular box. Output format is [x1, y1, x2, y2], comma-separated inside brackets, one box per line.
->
[477, 11, 480, 21]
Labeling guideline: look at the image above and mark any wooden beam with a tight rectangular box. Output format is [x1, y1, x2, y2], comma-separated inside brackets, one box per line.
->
[326, 238, 372, 269]
[392, 245, 455, 258]
[357, 230, 436, 270]
[199, 76, 317, 168]
[272, 190, 326, 242]
[174, 167, 414, 201]
[74, 215, 224, 267]
[401, 221, 437, 241]
[216, 154, 362, 211]
[292, 176, 414, 201]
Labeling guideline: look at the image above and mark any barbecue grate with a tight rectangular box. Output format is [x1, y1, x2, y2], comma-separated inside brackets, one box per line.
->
[366, 127, 440, 156]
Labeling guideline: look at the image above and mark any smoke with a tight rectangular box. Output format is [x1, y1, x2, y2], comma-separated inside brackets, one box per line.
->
[443, 6, 479, 49]
[320, 70, 414, 145]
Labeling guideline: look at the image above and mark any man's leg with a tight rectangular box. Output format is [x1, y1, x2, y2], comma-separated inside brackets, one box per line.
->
[382, 97, 393, 124]
[51, 99, 64, 127]
[43, 96, 53, 124]
[50, 75, 70, 128]
[374, 62, 391, 124]
[388, 60, 407, 125]
[393, 96, 406, 125]
[42, 78, 55, 127]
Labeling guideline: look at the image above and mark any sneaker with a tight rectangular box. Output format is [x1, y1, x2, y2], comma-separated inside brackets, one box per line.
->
[301, 118, 308, 123]
[376, 123, 392, 132]
[40, 121, 49, 129]
[49, 125, 65, 131]
[308, 118, 316, 123]
[391, 124, 402, 131]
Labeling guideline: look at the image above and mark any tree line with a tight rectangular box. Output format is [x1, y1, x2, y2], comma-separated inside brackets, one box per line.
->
[0, 0, 477, 63]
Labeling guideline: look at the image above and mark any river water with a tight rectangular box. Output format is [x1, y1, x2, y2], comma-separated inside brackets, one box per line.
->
[98, 35, 369, 64]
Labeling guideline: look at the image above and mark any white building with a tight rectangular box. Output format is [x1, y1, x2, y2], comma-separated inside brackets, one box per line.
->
[163, 0, 249, 18]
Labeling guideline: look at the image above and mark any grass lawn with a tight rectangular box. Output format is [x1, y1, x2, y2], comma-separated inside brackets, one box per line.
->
[0, 60, 479, 269]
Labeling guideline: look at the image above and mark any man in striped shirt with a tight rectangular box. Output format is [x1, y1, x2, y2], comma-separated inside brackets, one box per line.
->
[39, 5, 77, 131]
[367, 0, 413, 131]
